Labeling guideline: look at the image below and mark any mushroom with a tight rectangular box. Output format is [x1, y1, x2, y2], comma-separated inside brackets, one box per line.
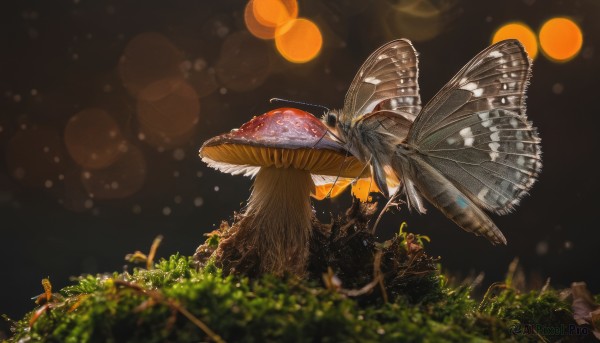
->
[200, 108, 365, 276]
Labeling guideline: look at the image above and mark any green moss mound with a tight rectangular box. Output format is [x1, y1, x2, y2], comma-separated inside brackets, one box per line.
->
[3, 252, 597, 343]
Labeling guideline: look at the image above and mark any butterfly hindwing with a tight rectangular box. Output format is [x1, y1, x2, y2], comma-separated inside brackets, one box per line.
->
[344, 39, 421, 121]
[407, 39, 541, 215]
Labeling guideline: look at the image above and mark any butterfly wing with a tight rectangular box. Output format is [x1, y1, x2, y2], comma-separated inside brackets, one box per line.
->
[343, 39, 421, 123]
[402, 39, 541, 243]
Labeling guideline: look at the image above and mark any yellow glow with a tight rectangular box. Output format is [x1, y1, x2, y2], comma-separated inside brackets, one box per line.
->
[252, 0, 297, 28]
[492, 22, 538, 59]
[312, 179, 352, 200]
[245, 0, 277, 40]
[351, 179, 380, 202]
[275, 18, 322, 63]
[539, 17, 583, 62]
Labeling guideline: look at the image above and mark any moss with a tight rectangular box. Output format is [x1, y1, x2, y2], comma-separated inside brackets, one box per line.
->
[4, 253, 597, 342]
[4, 203, 597, 342]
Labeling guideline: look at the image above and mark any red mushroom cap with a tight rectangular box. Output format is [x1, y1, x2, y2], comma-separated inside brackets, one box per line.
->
[200, 108, 366, 178]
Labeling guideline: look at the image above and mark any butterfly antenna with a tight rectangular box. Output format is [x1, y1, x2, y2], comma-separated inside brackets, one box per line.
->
[324, 149, 351, 198]
[270, 98, 330, 114]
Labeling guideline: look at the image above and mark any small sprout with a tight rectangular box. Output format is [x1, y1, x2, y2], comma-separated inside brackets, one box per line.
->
[124, 235, 164, 270]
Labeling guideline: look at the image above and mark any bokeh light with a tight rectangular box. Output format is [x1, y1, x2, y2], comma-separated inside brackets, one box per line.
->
[253, 0, 298, 28]
[118, 32, 185, 98]
[136, 81, 200, 148]
[245, 0, 298, 40]
[275, 18, 322, 63]
[64, 108, 127, 170]
[81, 145, 146, 200]
[245, 1, 277, 40]
[383, 0, 455, 42]
[539, 17, 583, 62]
[216, 31, 270, 91]
[492, 22, 538, 59]
[5, 127, 66, 188]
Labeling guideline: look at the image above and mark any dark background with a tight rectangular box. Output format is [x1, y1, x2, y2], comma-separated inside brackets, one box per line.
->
[1, 0, 599, 336]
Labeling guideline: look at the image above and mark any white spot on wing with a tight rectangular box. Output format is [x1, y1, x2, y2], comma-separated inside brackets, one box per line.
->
[489, 50, 503, 58]
[462, 82, 477, 91]
[364, 76, 381, 85]
[460, 127, 473, 147]
[490, 132, 500, 141]
[477, 187, 489, 201]
[473, 88, 484, 97]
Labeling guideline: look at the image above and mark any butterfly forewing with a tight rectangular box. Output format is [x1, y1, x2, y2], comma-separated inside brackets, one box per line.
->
[410, 40, 531, 143]
[408, 39, 541, 215]
[344, 39, 421, 120]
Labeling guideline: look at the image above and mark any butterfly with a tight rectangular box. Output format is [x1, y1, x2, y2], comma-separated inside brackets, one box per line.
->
[321, 39, 542, 244]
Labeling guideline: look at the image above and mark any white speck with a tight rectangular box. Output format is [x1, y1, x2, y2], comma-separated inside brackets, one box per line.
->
[137, 132, 146, 141]
[72, 53, 79, 61]
[490, 132, 500, 142]
[219, 87, 227, 95]
[109, 130, 117, 138]
[13, 94, 22, 103]
[84, 199, 94, 209]
[44, 180, 53, 188]
[103, 84, 112, 93]
[472, 88, 484, 97]
[58, 174, 64, 180]
[13, 168, 25, 179]
[174, 195, 182, 204]
[478, 112, 489, 121]
[489, 50, 503, 58]
[459, 127, 474, 147]
[162, 207, 172, 216]
[43, 146, 50, 153]
[564, 241, 573, 250]
[489, 125, 499, 132]
[509, 118, 519, 128]
[516, 142, 524, 150]
[501, 97, 506, 104]
[31, 89, 38, 96]
[214, 186, 220, 192]
[173, 171, 180, 178]
[173, 148, 185, 161]
[461, 82, 477, 91]
[196, 171, 203, 178]
[194, 58, 207, 71]
[53, 156, 60, 163]
[536, 241, 548, 255]
[502, 84, 508, 90]
[194, 197, 204, 207]
[180, 60, 192, 72]
[0, 126, 3, 132]
[517, 155, 525, 166]
[552, 83, 564, 94]
[477, 188, 489, 201]
[132, 204, 142, 214]
[364, 76, 381, 85]
[446, 137, 457, 145]
[111, 181, 119, 189]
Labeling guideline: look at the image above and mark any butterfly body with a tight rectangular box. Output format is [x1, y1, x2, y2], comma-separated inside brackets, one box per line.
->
[323, 39, 541, 245]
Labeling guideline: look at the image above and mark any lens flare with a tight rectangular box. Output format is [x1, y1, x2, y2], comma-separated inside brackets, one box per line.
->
[492, 22, 538, 59]
[216, 31, 270, 92]
[118, 32, 184, 98]
[81, 145, 146, 200]
[6, 127, 66, 188]
[253, 0, 297, 28]
[64, 108, 127, 169]
[539, 17, 583, 62]
[136, 81, 200, 148]
[244, 0, 277, 40]
[275, 18, 322, 63]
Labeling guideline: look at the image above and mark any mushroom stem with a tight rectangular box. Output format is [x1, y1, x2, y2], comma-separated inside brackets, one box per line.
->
[235, 166, 314, 276]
